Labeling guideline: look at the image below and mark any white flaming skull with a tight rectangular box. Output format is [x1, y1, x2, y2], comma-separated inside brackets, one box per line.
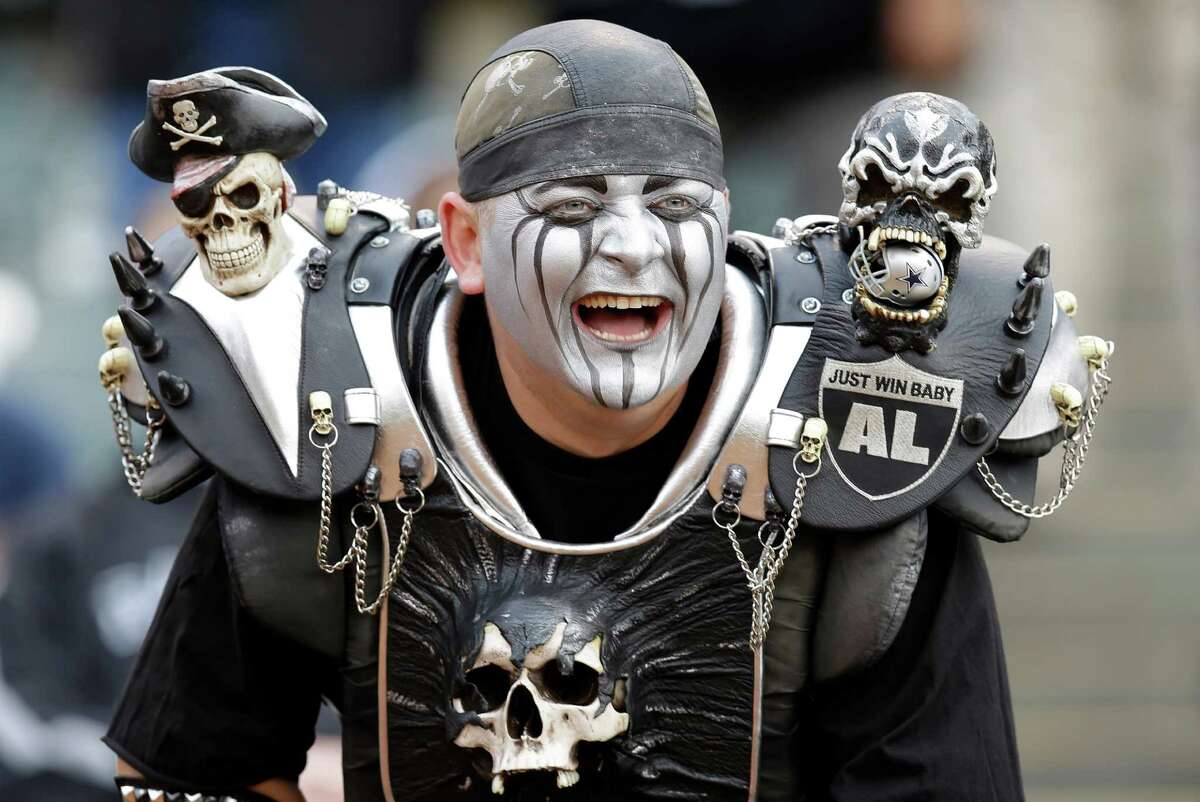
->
[176, 151, 292, 296]
[452, 621, 629, 795]
[838, 92, 997, 248]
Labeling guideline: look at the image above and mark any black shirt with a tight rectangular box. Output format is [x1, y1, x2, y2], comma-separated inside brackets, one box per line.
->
[459, 298, 718, 543]
[105, 316, 1023, 800]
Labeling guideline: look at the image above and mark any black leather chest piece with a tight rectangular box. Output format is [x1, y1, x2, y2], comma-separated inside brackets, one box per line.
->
[381, 476, 761, 801]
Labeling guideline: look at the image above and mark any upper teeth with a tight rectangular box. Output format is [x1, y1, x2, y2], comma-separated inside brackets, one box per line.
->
[579, 294, 663, 309]
[867, 226, 946, 259]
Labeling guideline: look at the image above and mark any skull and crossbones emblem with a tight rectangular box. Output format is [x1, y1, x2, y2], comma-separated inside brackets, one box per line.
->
[163, 100, 224, 151]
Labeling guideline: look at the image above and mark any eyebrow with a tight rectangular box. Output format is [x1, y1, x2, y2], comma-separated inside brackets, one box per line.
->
[642, 175, 681, 194]
[532, 176, 608, 195]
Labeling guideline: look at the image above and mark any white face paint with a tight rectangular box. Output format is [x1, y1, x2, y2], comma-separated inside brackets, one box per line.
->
[479, 174, 728, 409]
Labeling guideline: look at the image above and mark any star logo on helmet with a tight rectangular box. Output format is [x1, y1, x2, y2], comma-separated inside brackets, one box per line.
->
[901, 265, 928, 289]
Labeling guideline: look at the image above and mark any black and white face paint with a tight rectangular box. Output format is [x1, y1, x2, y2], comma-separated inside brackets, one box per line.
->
[480, 174, 728, 409]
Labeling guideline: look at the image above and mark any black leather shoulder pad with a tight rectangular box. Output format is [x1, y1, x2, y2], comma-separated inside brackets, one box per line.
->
[140, 425, 212, 503]
[346, 224, 441, 307]
[217, 478, 345, 658]
[812, 510, 927, 682]
[130, 199, 386, 500]
[934, 454, 1037, 543]
[770, 231, 1056, 532]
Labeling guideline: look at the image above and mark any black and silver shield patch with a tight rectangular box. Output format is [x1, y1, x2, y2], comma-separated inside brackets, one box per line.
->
[818, 356, 964, 500]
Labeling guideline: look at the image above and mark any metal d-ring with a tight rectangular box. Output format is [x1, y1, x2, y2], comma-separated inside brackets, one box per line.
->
[350, 502, 379, 531]
[308, 422, 339, 449]
[394, 485, 426, 515]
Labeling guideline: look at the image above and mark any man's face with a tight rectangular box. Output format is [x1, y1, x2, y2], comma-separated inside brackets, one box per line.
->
[479, 174, 728, 409]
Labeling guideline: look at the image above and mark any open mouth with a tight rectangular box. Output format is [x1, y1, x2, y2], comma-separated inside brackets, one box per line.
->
[573, 293, 672, 346]
[866, 224, 947, 260]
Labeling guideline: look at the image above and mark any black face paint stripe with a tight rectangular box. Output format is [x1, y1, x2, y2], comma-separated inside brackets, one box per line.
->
[682, 215, 718, 346]
[654, 316, 675, 398]
[510, 214, 539, 318]
[532, 220, 553, 323]
[642, 175, 678, 194]
[621, 352, 634, 409]
[534, 176, 608, 195]
[570, 221, 604, 405]
[570, 322, 604, 405]
[558, 219, 595, 326]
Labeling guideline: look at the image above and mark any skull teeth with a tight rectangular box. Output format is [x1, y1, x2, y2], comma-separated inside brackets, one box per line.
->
[557, 769, 580, 789]
[866, 225, 946, 259]
[206, 232, 265, 276]
[491, 774, 504, 795]
[578, 293, 664, 310]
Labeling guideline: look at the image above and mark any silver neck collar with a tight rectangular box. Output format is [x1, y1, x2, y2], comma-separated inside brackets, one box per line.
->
[422, 266, 767, 555]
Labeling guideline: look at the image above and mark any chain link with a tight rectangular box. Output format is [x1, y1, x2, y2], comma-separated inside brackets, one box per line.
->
[977, 353, 1113, 518]
[312, 424, 421, 615]
[106, 386, 164, 497]
[715, 455, 821, 651]
[790, 222, 838, 246]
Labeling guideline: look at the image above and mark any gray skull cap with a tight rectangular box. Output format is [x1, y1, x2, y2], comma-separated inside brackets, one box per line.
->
[455, 19, 723, 201]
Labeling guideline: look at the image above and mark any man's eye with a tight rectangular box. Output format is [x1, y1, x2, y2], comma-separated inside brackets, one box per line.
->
[652, 195, 698, 215]
[546, 198, 599, 221]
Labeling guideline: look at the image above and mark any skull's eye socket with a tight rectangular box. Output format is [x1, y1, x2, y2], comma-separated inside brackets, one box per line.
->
[227, 182, 261, 210]
[462, 664, 512, 713]
[856, 163, 894, 208]
[173, 184, 216, 219]
[535, 660, 599, 706]
[938, 178, 975, 222]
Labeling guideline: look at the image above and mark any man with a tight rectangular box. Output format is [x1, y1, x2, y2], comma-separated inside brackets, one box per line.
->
[97, 19, 1112, 802]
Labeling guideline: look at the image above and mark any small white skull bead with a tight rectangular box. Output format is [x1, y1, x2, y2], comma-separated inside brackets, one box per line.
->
[799, 417, 829, 464]
[1050, 382, 1083, 429]
[452, 621, 629, 794]
[175, 152, 293, 296]
[172, 99, 200, 133]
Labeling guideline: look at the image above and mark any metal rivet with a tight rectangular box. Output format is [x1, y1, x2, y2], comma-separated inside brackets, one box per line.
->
[800, 297, 821, 314]
[795, 249, 816, 264]
[351, 277, 370, 293]
[415, 208, 437, 229]
[369, 236, 389, 248]
[841, 288, 855, 304]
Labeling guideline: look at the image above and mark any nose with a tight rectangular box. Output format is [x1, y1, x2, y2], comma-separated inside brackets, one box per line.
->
[596, 210, 664, 273]
[212, 213, 234, 230]
[505, 683, 543, 739]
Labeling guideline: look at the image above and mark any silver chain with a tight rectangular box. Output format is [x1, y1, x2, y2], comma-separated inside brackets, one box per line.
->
[791, 222, 838, 246]
[977, 353, 1113, 518]
[106, 386, 164, 497]
[714, 454, 821, 651]
[312, 421, 423, 615]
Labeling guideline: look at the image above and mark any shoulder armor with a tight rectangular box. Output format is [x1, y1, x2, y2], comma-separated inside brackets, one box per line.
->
[769, 230, 1057, 532]
[124, 195, 435, 501]
[811, 510, 927, 682]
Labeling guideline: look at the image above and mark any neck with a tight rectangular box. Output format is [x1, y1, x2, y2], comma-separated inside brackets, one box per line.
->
[487, 307, 688, 458]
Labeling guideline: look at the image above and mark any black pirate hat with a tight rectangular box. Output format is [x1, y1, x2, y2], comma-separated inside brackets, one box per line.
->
[129, 66, 326, 183]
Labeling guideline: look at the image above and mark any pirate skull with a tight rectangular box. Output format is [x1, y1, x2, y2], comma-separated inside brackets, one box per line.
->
[452, 621, 629, 794]
[175, 152, 292, 296]
[172, 100, 200, 133]
[839, 92, 997, 252]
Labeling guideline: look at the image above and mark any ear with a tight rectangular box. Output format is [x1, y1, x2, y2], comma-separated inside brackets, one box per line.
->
[439, 191, 484, 295]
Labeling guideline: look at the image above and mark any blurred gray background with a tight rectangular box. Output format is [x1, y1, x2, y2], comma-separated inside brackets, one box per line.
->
[0, 0, 1195, 800]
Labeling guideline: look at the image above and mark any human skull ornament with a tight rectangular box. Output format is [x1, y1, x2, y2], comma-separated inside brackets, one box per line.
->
[175, 152, 293, 296]
[799, 417, 828, 464]
[839, 92, 996, 250]
[452, 622, 629, 794]
[1050, 382, 1083, 428]
[172, 100, 200, 133]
